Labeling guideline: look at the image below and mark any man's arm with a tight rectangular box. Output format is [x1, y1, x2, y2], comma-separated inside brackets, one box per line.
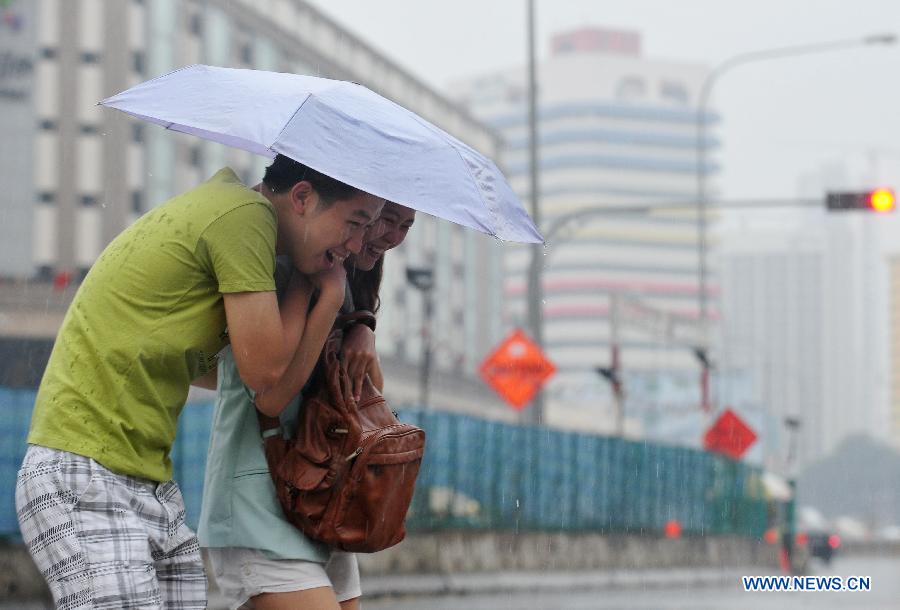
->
[223, 290, 295, 394]
[253, 272, 344, 416]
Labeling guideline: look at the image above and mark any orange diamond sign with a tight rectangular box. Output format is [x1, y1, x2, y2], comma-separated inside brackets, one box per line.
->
[703, 408, 757, 460]
[479, 328, 556, 410]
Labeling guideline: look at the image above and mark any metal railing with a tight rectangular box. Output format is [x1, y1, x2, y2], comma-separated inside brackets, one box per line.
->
[0, 389, 769, 539]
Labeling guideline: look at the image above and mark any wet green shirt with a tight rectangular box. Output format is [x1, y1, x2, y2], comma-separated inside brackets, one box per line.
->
[28, 168, 277, 482]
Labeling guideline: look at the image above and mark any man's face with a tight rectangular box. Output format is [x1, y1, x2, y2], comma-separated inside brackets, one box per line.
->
[352, 202, 417, 271]
[288, 188, 385, 275]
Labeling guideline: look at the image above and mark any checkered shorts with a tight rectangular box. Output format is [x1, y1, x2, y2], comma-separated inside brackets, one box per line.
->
[15, 445, 207, 609]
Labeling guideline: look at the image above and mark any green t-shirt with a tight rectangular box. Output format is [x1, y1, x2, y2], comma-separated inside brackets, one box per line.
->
[28, 168, 277, 482]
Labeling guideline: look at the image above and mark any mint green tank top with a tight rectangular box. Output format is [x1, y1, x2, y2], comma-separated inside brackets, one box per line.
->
[197, 347, 329, 562]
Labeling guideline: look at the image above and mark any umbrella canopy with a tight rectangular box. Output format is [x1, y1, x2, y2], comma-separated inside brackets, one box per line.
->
[100, 65, 543, 243]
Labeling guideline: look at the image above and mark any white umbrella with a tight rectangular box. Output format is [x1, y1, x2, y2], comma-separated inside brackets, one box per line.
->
[100, 65, 543, 243]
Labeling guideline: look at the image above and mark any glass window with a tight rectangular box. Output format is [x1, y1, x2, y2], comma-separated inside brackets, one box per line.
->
[189, 13, 203, 36]
[616, 76, 646, 102]
[133, 50, 145, 75]
[36, 265, 54, 282]
[240, 43, 253, 65]
[661, 81, 689, 106]
[131, 191, 143, 214]
[189, 146, 203, 168]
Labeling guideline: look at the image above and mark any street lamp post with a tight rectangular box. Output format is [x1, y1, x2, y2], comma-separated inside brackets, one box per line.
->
[525, 0, 544, 425]
[782, 416, 802, 573]
[695, 33, 896, 410]
[406, 266, 435, 409]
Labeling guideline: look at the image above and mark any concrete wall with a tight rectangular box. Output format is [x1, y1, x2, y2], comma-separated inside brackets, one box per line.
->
[357, 531, 780, 575]
[2, 532, 780, 603]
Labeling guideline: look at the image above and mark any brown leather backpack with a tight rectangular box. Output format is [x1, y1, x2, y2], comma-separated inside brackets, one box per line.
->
[258, 312, 426, 553]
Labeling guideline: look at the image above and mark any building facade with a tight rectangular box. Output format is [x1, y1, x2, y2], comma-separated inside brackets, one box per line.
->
[452, 28, 718, 434]
[0, 0, 511, 416]
[720, 203, 890, 469]
[719, 217, 826, 470]
[890, 256, 900, 450]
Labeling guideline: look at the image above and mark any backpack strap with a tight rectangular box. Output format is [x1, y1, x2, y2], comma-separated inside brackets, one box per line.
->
[257, 411, 283, 439]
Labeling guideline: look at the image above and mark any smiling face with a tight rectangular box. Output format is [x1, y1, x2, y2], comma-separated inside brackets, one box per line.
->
[279, 182, 385, 275]
[352, 202, 417, 271]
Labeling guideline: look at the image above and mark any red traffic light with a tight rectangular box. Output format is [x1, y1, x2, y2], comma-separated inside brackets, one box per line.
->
[826, 189, 896, 212]
[869, 188, 895, 213]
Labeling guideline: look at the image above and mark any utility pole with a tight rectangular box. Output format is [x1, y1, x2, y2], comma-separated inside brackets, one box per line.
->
[596, 294, 625, 436]
[524, 0, 544, 425]
[406, 267, 435, 409]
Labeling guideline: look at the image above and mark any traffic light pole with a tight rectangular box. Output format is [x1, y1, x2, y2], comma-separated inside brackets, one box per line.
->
[695, 33, 897, 343]
[540, 194, 890, 423]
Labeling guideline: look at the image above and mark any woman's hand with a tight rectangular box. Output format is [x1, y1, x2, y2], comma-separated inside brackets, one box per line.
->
[341, 323, 378, 401]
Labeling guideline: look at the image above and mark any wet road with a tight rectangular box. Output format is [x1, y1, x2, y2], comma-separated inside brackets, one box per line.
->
[4, 553, 895, 608]
[363, 554, 900, 610]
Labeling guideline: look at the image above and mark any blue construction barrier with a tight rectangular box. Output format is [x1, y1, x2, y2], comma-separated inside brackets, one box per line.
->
[0, 388, 768, 539]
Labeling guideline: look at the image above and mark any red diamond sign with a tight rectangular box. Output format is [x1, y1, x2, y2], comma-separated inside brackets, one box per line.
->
[703, 408, 757, 460]
[479, 328, 556, 411]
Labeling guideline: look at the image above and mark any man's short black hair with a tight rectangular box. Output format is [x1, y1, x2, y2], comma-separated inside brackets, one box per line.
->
[262, 154, 362, 205]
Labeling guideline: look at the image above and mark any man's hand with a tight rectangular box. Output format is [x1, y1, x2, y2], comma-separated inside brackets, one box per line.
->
[341, 324, 378, 400]
[309, 260, 347, 310]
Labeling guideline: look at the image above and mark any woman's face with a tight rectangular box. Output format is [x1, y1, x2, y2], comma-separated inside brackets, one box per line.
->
[351, 202, 416, 271]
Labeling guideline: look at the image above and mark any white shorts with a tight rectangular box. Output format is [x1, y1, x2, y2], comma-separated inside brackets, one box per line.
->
[206, 547, 361, 609]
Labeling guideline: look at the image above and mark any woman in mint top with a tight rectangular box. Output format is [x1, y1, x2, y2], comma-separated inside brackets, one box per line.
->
[200, 201, 416, 610]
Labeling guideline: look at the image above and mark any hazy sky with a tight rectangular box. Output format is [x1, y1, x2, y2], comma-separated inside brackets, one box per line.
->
[308, 0, 900, 214]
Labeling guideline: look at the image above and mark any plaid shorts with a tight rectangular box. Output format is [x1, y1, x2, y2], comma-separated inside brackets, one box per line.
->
[15, 445, 207, 609]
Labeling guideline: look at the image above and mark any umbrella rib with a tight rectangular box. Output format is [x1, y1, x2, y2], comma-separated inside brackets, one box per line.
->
[386, 97, 508, 238]
[447, 144, 502, 239]
[271, 93, 315, 151]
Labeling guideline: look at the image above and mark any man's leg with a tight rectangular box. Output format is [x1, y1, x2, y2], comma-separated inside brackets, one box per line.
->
[16, 446, 163, 609]
[151, 480, 208, 610]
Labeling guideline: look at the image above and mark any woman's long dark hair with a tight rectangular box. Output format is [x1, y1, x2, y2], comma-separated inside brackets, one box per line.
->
[345, 256, 384, 314]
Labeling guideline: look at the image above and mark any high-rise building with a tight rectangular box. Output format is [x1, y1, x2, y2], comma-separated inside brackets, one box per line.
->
[889, 256, 900, 450]
[720, 216, 826, 470]
[452, 27, 717, 433]
[0, 0, 512, 417]
[720, 203, 889, 469]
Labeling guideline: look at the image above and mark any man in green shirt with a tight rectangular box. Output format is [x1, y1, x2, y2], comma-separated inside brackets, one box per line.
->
[16, 155, 384, 609]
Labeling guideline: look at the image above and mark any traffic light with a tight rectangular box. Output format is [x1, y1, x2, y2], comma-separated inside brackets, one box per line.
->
[826, 189, 895, 213]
